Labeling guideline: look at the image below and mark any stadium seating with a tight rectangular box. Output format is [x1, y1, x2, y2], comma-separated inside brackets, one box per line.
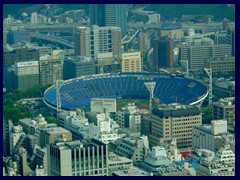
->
[44, 73, 208, 110]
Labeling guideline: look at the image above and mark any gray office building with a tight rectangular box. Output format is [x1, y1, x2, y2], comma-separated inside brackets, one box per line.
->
[180, 43, 231, 70]
[8, 30, 31, 45]
[89, 4, 127, 37]
[63, 57, 96, 80]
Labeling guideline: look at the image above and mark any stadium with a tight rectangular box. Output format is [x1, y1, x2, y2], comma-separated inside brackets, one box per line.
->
[43, 72, 208, 111]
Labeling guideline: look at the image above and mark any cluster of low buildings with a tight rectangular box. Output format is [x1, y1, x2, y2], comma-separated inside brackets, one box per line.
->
[3, 97, 235, 176]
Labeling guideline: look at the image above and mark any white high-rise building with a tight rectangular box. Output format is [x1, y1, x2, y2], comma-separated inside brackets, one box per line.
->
[47, 140, 109, 176]
[30, 12, 38, 24]
[74, 25, 122, 59]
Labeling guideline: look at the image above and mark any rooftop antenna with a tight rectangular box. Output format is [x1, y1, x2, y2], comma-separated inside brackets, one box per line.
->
[144, 82, 156, 113]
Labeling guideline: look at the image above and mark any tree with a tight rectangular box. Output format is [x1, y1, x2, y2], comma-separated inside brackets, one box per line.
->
[45, 117, 59, 126]
[3, 84, 49, 125]
[4, 105, 33, 125]
[201, 106, 213, 124]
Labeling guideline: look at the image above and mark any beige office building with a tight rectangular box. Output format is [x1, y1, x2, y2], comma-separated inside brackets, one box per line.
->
[213, 97, 235, 129]
[148, 103, 202, 149]
[204, 56, 235, 75]
[121, 52, 142, 72]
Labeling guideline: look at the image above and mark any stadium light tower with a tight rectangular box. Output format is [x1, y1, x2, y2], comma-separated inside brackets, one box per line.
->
[56, 80, 65, 119]
[204, 68, 212, 106]
[144, 82, 156, 112]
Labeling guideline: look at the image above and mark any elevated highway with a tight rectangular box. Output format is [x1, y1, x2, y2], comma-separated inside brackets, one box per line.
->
[30, 32, 74, 48]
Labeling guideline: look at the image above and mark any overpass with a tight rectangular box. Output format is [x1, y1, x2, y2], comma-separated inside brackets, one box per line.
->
[127, 22, 161, 29]
[127, 22, 223, 33]
[30, 32, 74, 48]
[5, 22, 84, 34]
[122, 29, 140, 45]
[31, 30, 135, 49]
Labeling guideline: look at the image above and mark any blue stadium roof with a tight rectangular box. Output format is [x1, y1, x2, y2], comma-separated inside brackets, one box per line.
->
[43, 72, 208, 110]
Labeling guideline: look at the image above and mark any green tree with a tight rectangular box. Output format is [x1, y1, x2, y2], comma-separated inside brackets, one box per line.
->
[201, 106, 213, 124]
[3, 98, 14, 106]
[214, 91, 229, 100]
[3, 84, 48, 125]
[45, 117, 59, 126]
[4, 105, 33, 125]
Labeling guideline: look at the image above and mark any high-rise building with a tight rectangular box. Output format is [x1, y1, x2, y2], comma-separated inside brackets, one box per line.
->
[4, 46, 39, 68]
[30, 12, 38, 24]
[39, 56, 63, 85]
[213, 97, 235, 130]
[204, 56, 235, 75]
[10, 61, 40, 91]
[147, 103, 202, 149]
[89, 4, 106, 26]
[121, 52, 142, 72]
[3, 120, 14, 156]
[8, 30, 31, 45]
[214, 33, 228, 44]
[222, 18, 229, 31]
[47, 139, 108, 176]
[138, 30, 151, 53]
[89, 4, 127, 37]
[105, 4, 127, 37]
[74, 26, 122, 59]
[153, 37, 173, 71]
[227, 25, 235, 56]
[180, 43, 231, 70]
[63, 57, 96, 80]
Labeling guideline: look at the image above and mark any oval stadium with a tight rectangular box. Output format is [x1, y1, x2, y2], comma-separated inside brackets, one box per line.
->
[43, 73, 208, 110]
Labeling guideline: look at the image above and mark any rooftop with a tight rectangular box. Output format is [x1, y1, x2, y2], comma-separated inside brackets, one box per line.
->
[112, 167, 150, 176]
[108, 152, 133, 164]
[46, 127, 71, 135]
[152, 103, 200, 118]
[213, 97, 235, 106]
